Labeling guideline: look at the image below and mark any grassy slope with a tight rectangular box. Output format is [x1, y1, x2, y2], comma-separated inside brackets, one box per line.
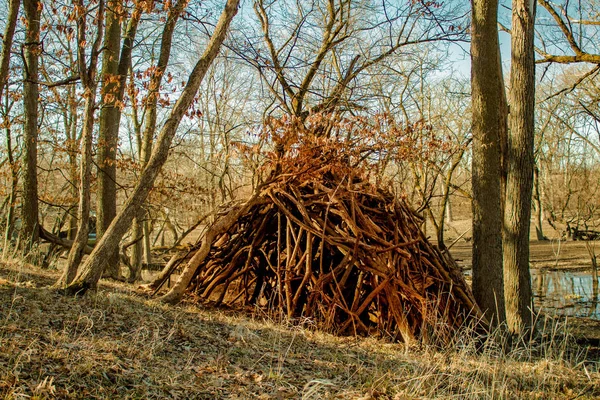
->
[1, 261, 599, 399]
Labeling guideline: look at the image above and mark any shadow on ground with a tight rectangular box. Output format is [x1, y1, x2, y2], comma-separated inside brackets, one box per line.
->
[1, 262, 599, 399]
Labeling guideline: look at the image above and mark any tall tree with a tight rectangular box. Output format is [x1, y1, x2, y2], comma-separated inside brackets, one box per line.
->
[470, 0, 507, 325]
[57, 0, 105, 286]
[130, 0, 188, 283]
[21, 0, 42, 248]
[0, 0, 20, 99]
[63, 0, 241, 295]
[0, 0, 21, 252]
[97, 1, 143, 279]
[96, 0, 123, 280]
[241, 0, 467, 120]
[503, 0, 536, 334]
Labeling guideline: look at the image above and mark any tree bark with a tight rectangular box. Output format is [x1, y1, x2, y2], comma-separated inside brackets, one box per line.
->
[503, 0, 536, 335]
[533, 165, 546, 240]
[56, 0, 105, 287]
[21, 0, 41, 248]
[0, 0, 20, 99]
[159, 195, 261, 304]
[129, 0, 188, 282]
[96, 0, 123, 279]
[470, 0, 507, 325]
[64, 0, 241, 295]
[58, 93, 97, 286]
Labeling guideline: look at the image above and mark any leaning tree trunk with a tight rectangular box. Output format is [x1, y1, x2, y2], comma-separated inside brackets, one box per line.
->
[0, 0, 20, 100]
[470, 0, 507, 325]
[159, 195, 261, 304]
[0, 0, 21, 254]
[64, 0, 241, 295]
[129, 0, 187, 282]
[96, 0, 123, 280]
[20, 0, 41, 250]
[57, 0, 105, 287]
[503, 0, 536, 335]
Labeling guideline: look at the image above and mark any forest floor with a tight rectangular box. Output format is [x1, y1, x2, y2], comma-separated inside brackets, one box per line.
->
[1, 260, 600, 399]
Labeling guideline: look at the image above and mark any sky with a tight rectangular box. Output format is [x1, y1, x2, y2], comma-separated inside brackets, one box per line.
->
[447, 29, 513, 79]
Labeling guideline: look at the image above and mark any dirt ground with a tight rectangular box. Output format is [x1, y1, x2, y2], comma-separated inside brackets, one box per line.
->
[439, 218, 600, 270]
[449, 239, 599, 271]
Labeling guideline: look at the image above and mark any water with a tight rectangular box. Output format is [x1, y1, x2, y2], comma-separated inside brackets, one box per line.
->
[462, 267, 599, 319]
[532, 268, 599, 319]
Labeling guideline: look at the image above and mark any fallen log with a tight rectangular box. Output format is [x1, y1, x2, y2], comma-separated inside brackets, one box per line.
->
[39, 226, 95, 255]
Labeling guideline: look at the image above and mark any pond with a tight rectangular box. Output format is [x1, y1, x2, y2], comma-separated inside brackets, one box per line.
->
[462, 267, 599, 319]
[532, 268, 599, 319]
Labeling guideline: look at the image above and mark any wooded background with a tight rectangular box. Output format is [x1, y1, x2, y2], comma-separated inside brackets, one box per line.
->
[1, 0, 599, 336]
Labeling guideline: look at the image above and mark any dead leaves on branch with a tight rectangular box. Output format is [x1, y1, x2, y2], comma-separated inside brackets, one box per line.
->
[156, 116, 483, 343]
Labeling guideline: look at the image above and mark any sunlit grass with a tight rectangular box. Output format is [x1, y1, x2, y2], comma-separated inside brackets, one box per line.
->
[0, 261, 598, 399]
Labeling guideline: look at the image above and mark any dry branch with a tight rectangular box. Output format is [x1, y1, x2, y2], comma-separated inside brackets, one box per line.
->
[153, 150, 484, 343]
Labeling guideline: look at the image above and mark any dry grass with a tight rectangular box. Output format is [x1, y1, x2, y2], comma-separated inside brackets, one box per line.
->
[0, 260, 599, 399]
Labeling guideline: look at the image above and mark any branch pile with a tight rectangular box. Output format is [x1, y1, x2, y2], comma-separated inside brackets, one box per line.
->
[151, 117, 484, 343]
[154, 172, 481, 343]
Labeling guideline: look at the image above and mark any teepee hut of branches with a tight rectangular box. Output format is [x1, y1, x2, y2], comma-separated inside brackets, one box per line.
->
[150, 116, 484, 343]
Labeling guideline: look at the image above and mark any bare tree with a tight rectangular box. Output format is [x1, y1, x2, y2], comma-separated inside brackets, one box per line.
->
[2, 91, 19, 255]
[470, 0, 507, 325]
[96, 0, 143, 280]
[96, 0, 125, 280]
[0, 0, 21, 253]
[57, 0, 105, 286]
[21, 0, 42, 248]
[63, 0, 241, 295]
[0, 0, 20, 99]
[129, 0, 188, 283]
[537, 0, 600, 65]
[503, 0, 536, 334]
[236, 0, 467, 120]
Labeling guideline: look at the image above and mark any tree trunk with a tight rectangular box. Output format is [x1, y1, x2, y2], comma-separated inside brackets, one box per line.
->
[2, 123, 18, 256]
[159, 195, 261, 304]
[0, 0, 20, 99]
[503, 0, 536, 335]
[533, 165, 546, 240]
[58, 93, 96, 286]
[470, 0, 507, 325]
[21, 0, 41, 249]
[129, 212, 145, 282]
[436, 148, 468, 250]
[56, 0, 104, 287]
[66, 86, 79, 240]
[96, 0, 123, 279]
[142, 248, 191, 292]
[127, 0, 187, 282]
[592, 258, 598, 317]
[0, 2, 19, 253]
[63, 0, 241, 295]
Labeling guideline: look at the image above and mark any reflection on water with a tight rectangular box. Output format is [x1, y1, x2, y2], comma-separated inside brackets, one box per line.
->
[532, 268, 599, 319]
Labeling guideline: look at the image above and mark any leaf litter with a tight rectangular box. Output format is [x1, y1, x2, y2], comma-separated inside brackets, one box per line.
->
[1, 261, 599, 399]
